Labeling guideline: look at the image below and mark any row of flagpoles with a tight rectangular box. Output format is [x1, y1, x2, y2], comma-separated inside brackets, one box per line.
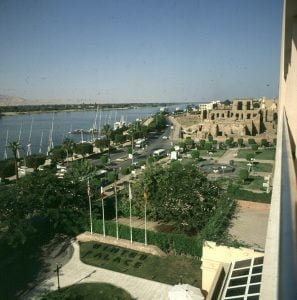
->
[87, 179, 148, 246]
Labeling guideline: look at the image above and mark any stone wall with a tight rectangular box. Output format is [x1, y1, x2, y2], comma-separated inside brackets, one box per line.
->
[77, 232, 167, 257]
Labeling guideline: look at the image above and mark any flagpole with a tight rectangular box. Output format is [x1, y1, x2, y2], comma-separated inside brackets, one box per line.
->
[114, 183, 119, 240]
[87, 179, 93, 234]
[144, 201, 147, 246]
[129, 182, 133, 244]
[101, 186, 106, 237]
[144, 190, 148, 246]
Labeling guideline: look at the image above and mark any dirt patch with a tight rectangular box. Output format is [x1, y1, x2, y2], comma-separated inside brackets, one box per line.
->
[229, 200, 270, 250]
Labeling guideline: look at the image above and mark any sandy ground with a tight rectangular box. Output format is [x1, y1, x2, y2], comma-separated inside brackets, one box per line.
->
[229, 200, 270, 250]
[118, 217, 175, 233]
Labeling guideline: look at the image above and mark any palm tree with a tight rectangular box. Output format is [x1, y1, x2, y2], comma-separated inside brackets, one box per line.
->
[62, 138, 75, 164]
[102, 124, 112, 157]
[7, 141, 21, 180]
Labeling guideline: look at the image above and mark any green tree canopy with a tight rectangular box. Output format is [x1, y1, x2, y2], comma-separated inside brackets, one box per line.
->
[246, 153, 256, 161]
[0, 168, 94, 247]
[0, 159, 15, 180]
[50, 146, 67, 162]
[95, 138, 109, 152]
[248, 138, 256, 145]
[238, 138, 244, 146]
[120, 162, 230, 233]
[261, 139, 268, 147]
[26, 154, 46, 171]
[75, 143, 93, 157]
[191, 150, 200, 159]
[101, 155, 109, 164]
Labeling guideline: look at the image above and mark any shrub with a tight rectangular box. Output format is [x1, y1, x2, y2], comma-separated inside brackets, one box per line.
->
[121, 167, 130, 176]
[191, 150, 200, 159]
[248, 138, 256, 145]
[101, 155, 109, 164]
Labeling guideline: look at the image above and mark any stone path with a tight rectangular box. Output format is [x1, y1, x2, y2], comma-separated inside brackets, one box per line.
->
[24, 241, 172, 300]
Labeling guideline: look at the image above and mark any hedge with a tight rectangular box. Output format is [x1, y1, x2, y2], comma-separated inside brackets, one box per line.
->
[93, 219, 202, 257]
[91, 197, 235, 257]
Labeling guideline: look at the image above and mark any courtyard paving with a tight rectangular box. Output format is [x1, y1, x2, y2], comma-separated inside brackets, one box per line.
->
[24, 241, 172, 300]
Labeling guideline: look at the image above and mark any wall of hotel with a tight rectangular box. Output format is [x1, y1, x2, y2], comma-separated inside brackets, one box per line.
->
[280, 0, 297, 152]
[201, 241, 263, 292]
[261, 1, 297, 299]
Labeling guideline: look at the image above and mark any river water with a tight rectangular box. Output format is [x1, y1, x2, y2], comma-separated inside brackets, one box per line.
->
[0, 104, 186, 159]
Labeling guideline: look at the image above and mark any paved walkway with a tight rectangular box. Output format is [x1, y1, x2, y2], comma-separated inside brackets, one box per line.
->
[25, 241, 172, 300]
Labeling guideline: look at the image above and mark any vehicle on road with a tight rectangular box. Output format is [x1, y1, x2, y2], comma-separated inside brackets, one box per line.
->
[153, 149, 167, 158]
[135, 138, 146, 148]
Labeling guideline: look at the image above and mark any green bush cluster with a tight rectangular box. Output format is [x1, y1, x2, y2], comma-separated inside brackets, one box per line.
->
[200, 198, 236, 243]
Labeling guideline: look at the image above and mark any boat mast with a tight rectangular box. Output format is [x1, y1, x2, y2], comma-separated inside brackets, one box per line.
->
[47, 113, 54, 155]
[98, 109, 102, 139]
[81, 129, 84, 143]
[17, 122, 22, 158]
[3, 129, 8, 160]
[26, 117, 34, 156]
[39, 131, 43, 154]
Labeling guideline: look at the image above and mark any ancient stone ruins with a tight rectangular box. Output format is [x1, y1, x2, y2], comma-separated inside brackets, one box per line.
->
[174, 97, 277, 142]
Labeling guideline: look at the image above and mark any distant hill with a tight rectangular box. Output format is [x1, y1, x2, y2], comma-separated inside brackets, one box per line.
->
[0, 95, 77, 106]
[0, 95, 27, 106]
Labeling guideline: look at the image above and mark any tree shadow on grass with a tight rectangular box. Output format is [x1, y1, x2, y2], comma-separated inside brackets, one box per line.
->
[0, 230, 73, 300]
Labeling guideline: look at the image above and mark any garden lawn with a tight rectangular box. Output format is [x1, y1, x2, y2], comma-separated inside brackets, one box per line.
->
[243, 176, 265, 190]
[80, 241, 201, 288]
[216, 177, 271, 203]
[237, 149, 276, 160]
[235, 161, 273, 173]
[42, 283, 133, 300]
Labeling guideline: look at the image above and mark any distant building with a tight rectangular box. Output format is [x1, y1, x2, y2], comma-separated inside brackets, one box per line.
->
[176, 97, 277, 142]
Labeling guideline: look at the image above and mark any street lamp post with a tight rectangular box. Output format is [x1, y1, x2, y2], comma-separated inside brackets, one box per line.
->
[55, 263, 62, 290]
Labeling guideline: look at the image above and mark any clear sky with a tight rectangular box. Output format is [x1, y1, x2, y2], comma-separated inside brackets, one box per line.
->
[0, 0, 283, 103]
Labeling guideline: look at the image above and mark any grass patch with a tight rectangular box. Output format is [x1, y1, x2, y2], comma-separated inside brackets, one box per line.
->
[243, 176, 265, 190]
[42, 282, 133, 300]
[233, 189, 271, 203]
[80, 241, 202, 287]
[216, 177, 271, 202]
[237, 149, 275, 160]
[235, 162, 273, 173]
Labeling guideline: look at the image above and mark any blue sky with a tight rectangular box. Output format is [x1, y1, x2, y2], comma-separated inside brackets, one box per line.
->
[0, 0, 283, 103]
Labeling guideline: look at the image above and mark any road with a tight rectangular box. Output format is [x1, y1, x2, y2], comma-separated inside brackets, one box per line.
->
[89, 124, 173, 171]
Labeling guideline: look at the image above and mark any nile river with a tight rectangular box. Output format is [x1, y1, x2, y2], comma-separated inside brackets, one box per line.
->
[0, 104, 186, 159]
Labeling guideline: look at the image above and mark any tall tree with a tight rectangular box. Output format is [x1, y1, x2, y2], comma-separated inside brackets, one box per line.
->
[7, 141, 21, 180]
[120, 161, 230, 233]
[102, 124, 112, 156]
[26, 154, 46, 171]
[62, 138, 75, 163]
[74, 143, 93, 158]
